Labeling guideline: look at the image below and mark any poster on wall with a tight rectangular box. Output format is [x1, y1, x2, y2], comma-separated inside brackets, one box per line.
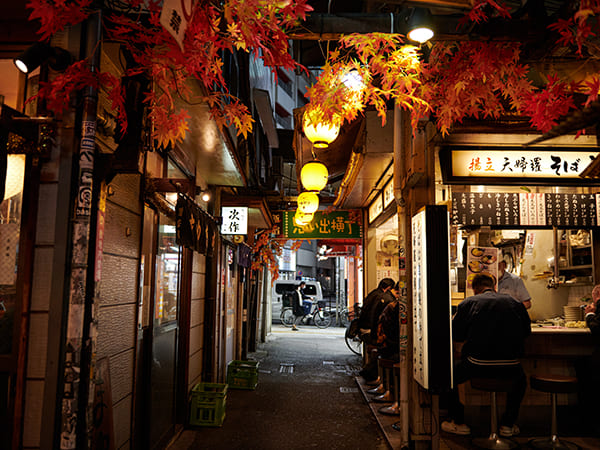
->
[466, 246, 499, 296]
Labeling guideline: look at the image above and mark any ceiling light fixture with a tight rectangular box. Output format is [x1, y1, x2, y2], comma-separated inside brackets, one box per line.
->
[407, 8, 434, 44]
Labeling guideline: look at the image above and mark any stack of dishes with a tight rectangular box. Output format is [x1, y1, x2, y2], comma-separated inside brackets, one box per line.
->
[564, 305, 582, 322]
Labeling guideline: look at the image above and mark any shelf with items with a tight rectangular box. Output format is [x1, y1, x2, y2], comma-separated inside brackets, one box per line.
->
[557, 229, 594, 286]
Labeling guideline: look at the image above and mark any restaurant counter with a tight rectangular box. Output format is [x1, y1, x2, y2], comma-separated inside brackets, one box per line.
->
[460, 324, 594, 425]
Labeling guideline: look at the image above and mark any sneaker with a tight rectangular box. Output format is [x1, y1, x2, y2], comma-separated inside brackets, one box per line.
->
[499, 424, 520, 437]
[441, 420, 471, 435]
[291, 325, 298, 331]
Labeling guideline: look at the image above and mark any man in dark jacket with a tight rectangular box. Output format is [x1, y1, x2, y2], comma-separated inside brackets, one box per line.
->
[358, 278, 395, 380]
[358, 278, 396, 343]
[441, 273, 531, 437]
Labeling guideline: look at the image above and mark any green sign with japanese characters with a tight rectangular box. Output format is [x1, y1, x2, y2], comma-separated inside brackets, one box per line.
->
[283, 210, 362, 239]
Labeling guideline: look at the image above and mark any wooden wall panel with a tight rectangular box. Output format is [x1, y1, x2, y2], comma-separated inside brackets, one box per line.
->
[112, 395, 132, 449]
[26, 313, 48, 379]
[106, 175, 141, 213]
[100, 254, 139, 306]
[109, 349, 135, 403]
[30, 247, 53, 311]
[22, 380, 44, 448]
[34, 183, 57, 245]
[103, 205, 141, 259]
[97, 304, 136, 359]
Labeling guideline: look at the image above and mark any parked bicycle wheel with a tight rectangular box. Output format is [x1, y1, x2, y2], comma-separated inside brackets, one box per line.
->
[280, 307, 296, 327]
[345, 327, 362, 355]
[313, 310, 332, 328]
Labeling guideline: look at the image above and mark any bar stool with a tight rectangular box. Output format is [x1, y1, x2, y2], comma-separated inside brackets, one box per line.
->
[372, 357, 395, 402]
[470, 378, 518, 449]
[529, 374, 579, 450]
[380, 362, 401, 416]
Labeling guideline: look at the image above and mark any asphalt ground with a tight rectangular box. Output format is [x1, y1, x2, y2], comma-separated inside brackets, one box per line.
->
[169, 324, 389, 450]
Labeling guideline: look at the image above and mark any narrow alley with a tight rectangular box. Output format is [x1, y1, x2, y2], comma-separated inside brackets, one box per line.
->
[168, 325, 389, 450]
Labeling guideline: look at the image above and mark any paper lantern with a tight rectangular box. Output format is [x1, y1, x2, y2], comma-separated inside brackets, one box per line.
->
[297, 191, 319, 214]
[302, 111, 341, 148]
[300, 160, 328, 192]
[294, 210, 314, 227]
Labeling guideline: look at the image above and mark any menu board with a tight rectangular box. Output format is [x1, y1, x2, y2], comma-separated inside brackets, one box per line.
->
[452, 192, 599, 228]
[452, 192, 520, 227]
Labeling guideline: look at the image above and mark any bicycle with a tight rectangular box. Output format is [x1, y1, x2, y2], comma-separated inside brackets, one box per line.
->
[280, 299, 333, 329]
[343, 305, 363, 355]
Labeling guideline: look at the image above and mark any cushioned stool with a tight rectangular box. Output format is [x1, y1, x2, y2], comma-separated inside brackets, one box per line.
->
[529, 374, 579, 450]
[470, 378, 518, 449]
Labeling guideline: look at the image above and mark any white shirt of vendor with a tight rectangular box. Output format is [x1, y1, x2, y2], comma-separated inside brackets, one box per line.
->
[498, 271, 531, 304]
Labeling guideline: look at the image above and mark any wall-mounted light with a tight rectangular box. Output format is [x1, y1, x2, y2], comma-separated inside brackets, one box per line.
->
[196, 186, 211, 202]
[300, 160, 328, 192]
[297, 191, 319, 214]
[302, 109, 341, 149]
[14, 42, 72, 74]
[407, 8, 434, 44]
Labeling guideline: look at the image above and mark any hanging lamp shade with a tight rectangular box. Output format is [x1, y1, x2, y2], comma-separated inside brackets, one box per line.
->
[300, 160, 328, 192]
[294, 210, 314, 227]
[302, 110, 341, 148]
[407, 8, 434, 44]
[297, 191, 319, 214]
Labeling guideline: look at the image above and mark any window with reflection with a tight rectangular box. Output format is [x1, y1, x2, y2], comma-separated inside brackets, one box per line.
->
[154, 212, 181, 326]
[0, 154, 26, 355]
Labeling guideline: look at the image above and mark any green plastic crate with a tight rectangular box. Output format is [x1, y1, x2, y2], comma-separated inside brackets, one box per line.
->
[189, 383, 227, 426]
[227, 360, 259, 390]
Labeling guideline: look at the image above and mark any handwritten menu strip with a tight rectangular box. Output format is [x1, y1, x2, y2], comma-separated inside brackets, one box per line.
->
[451, 192, 520, 227]
[452, 193, 599, 227]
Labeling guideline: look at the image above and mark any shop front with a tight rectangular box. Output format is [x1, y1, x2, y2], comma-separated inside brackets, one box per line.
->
[437, 132, 599, 426]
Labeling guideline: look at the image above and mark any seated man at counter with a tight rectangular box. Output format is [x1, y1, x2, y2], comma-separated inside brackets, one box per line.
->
[442, 273, 531, 437]
[498, 260, 532, 309]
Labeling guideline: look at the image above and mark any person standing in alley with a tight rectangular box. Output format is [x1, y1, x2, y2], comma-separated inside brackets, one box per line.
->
[441, 273, 531, 437]
[498, 260, 532, 309]
[357, 278, 396, 381]
[291, 283, 305, 331]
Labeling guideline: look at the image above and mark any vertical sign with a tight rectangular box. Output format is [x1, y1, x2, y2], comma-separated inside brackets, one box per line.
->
[412, 206, 453, 392]
[160, 0, 196, 50]
[411, 209, 428, 388]
[221, 206, 248, 235]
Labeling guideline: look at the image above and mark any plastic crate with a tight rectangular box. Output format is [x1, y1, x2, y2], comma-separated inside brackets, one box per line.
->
[227, 360, 259, 390]
[189, 383, 227, 426]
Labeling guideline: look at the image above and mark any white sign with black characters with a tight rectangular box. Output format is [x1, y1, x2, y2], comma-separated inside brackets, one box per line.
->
[221, 206, 248, 235]
[160, 0, 196, 50]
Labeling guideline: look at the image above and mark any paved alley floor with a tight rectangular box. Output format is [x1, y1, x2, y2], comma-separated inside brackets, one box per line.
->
[168, 324, 389, 450]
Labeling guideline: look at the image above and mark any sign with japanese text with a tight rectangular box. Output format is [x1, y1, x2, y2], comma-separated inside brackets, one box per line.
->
[383, 179, 395, 208]
[221, 206, 248, 235]
[441, 147, 598, 185]
[283, 210, 362, 239]
[368, 194, 383, 223]
[160, 0, 196, 50]
[452, 192, 599, 228]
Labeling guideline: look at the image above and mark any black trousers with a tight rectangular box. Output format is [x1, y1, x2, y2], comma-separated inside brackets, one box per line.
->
[445, 359, 527, 427]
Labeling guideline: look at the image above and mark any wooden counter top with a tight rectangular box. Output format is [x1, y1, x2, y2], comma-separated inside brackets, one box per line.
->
[530, 325, 591, 334]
